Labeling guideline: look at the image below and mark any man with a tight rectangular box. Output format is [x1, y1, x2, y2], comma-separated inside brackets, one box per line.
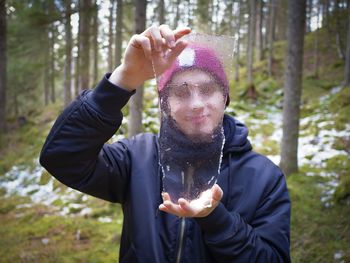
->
[40, 25, 291, 262]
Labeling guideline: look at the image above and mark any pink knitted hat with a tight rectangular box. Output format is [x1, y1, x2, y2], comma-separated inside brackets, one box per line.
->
[158, 44, 230, 105]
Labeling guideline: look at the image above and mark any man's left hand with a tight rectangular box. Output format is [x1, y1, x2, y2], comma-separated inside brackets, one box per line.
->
[159, 184, 223, 217]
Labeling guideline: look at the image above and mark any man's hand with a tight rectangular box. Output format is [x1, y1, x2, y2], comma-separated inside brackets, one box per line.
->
[159, 184, 223, 218]
[109, 25, 191, 91]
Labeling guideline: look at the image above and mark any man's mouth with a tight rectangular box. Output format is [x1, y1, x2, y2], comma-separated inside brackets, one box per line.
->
[189, 115, 208, 124]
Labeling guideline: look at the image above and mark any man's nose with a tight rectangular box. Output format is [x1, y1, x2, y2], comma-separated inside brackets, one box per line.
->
[189, 92, 205, 110]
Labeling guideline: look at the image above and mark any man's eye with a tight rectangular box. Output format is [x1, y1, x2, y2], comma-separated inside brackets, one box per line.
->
[171, 82, 190, 98]
[200, 85, 216, 96]
[174, 88, 190, 98]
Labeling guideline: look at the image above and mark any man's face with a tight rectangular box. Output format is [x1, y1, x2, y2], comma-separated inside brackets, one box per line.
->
[167, 69, 226, 140]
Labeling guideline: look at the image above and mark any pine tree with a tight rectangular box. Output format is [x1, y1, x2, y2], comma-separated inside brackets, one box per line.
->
[343, 4, 350, 86]
[0, 0, 7, 131]
[280, 0, 307, 175]
[128, 0, 147, 137]
[115, 0, 123, 67]
[64, 0, 72, 106]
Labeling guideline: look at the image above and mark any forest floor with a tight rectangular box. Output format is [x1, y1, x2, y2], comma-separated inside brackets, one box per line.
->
[1, 32, 350, 262]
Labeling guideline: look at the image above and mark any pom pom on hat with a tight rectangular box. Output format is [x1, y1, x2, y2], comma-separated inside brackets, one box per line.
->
[158, 44, 230, 106]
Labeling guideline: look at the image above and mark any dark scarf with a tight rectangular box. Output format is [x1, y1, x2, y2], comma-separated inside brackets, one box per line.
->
[158, 115, 225, 201]
[158, 115, 225, 166]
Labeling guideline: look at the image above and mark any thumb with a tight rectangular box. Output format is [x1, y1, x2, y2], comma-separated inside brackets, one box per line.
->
[212, 184, 223, 202]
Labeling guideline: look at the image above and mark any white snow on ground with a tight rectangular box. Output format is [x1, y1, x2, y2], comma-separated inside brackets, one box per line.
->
[98, 216, 113, 223]
[0, 160, 92, 217]
[0, 163, 52, 203]
[334, 250, 345, 262]
[234, 102, 349, 168]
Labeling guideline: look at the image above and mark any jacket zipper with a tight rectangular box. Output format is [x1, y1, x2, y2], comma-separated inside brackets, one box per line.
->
[176, 217, 186, 263]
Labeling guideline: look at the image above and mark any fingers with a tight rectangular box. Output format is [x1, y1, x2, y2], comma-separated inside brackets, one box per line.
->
[160, 199, 185, 216]
[160, 192, 182, 214]
[211, 184, 223, 202]
[166, 40, 188, 62]
[159, 193, 191, 216]
[148, 25, 164, 51]
[159, 185, 222, 218]
[159, 25, 192, 46]
[144, 25, 191, 52]
[178, 198, 193, 212]
[161, 192, 171, 202]
[173, 27, 192, 41]
[159, 24, 175, 48]
[130, 34, 152, 60]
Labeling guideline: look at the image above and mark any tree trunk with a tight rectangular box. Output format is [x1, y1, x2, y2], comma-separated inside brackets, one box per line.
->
[13, 91, 18, 118]
[323, 0, 332, 48]
[335, 0, 345, 60]
[108, 0, 114, 71]
[173, 0, 181, 29]
[50, 23, 56, 103]
[247, 0, 256, 85]
[306, 0, 313, 33]
[187, 0, 194, 28]
[128, 0, 147, 137]
[44, 42, 50, 106]
[226, 1, 234, 36]
[159, 0, 165, 25]
[79, 0, 91, 90]
[64, 0, 72, 106]
[92, 2, 98, 85]
[196, 0, 209, 32]
[314, 3, 320, 78]
[321, 0, 330, 28]
[115, 0, 123, 67]
[0, 0, 6, 132]
[234, 0, 241, 82]
[74, 0, 82, 97]
[44, 18, 50, 106]
[275, 0, 288, 41]
[268, 0, 276, 77]
[343, 6, 350, 87]
[256, 0, 264, 61]
[214, 0, 220, 34]
[280, 0, 306, 175]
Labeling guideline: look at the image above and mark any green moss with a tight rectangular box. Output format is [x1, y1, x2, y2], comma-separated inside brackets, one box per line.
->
[336, 106, 350, 129]
[39, 170, 51, 185]
[51, 199, 64, 207]
[0, 103, 61, 175]
[0, 196, 122, 262]
[0, 195, 31, 214]
[323, 155, 350, 204]
[325, 154, 350, 173]
[334, 175, 350, 204]
[302, 77, 334, 104]
[332, 137, 350, 152]
[90, 202, 121, 219]
[329, 86, 350, 112]
[288, 173, 350, 262]
[256, 139, 280, 156]
[328, 86, 350, 130]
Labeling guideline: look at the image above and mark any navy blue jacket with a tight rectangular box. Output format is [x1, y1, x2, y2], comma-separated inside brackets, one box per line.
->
[40, 74, 291, 262]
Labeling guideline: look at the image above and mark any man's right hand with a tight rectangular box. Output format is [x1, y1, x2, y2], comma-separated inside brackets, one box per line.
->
[109, 25, 191, 91]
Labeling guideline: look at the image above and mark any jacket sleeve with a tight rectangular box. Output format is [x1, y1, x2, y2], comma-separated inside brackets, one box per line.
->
[39, 74, 135, 203]
[195, 169, 291, 263]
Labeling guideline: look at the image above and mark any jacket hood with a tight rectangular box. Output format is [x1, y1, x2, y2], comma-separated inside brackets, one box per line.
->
[223, 114, 252, 155]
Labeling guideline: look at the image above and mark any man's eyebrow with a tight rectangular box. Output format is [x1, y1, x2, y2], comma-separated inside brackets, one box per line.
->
[169, 80, 217, 86]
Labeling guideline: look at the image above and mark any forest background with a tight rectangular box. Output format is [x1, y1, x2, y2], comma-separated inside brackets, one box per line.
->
[0, 0, 349, 262]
